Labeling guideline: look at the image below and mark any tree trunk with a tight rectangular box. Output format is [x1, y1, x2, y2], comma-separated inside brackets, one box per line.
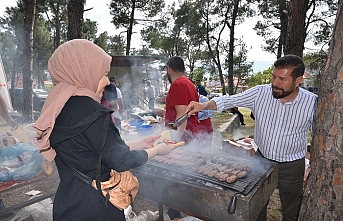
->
[299, 2, 343, 220]
[284, 0, 309, 57]
[55, 14, 61, 49]
[126, 0, 136, 55]
[49, 0, 64, 49]
[34, 59, 45, 89]
[22, 0, 36, 123]
[227, 0, 239, 95]
[277, 0, 287, 58]
[67, 0, 84, 40]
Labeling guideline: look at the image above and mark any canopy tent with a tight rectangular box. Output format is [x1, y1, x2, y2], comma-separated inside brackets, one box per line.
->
[0, 56, 13, 112]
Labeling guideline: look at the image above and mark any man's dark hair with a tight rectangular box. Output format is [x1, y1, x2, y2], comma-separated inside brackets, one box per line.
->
[167, 56, 185, 72]
[274, 54, 305, 79]
[188, 78, 195, 84]
[109, 76, 117, 83]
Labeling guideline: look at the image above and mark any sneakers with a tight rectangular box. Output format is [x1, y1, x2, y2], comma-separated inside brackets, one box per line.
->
[241, 122, 246, 126]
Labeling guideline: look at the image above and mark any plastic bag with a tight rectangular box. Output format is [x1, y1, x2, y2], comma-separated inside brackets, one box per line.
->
[126, 210, 161, 221]
[11, 196, 53, 221]
[180, 216, 203, 221]
[0, 143, 43, 182]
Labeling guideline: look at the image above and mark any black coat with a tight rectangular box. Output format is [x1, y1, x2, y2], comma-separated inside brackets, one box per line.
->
[197, 85, 208, 96]
[50, 96, 148, 221]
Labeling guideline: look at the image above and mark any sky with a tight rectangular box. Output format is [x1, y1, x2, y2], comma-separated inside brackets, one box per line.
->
[0, 0, 276, 72]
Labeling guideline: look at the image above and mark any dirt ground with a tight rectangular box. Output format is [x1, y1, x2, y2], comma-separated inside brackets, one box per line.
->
[0, 115, 282, 221]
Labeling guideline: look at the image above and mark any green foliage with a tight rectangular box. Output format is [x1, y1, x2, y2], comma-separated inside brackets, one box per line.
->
[109, 0, 165, 54]
[33, 15, 53, 84]
[83, 19, 98, 41]
[93, 31, 126, 56]
[303, 50, 328, 73]
[0, 3, 25, 83]
[190, 68, 204, 81]
[303, 50, 328, 87]
[94, 32, 109, 51]
[109, 0, 165, 28]
[255, 0, 337, 56]
[0, 31, 17, 81]
[0, 0, 337, 94]
[229, 40, 253, 92]
[45, 0, 68, 47]
[140, 2, 192, 58]
[246, 66, 273, 87]
[132, 45, 157, 56]
[107, 35, 126, 56]
[0, 1, 54, 88]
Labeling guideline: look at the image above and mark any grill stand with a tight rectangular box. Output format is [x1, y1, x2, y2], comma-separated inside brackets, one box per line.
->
[132, 161, 278, 221]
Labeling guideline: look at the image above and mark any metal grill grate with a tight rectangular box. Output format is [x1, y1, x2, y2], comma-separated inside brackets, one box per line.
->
[145, 152, 274, 195]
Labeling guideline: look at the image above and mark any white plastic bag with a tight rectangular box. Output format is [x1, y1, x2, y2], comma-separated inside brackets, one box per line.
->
[11, 197, 53, 221]
[180, 216, 203, 221]
[126, 210, 161, 221]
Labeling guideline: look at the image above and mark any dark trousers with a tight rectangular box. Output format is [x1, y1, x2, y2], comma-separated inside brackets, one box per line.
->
[236, 111, 244, 124]
[229, 108, 244, 124]
[257, 157, 305, 221]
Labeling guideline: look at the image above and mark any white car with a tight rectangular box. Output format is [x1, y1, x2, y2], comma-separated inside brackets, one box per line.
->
[209, 92, 222, 99]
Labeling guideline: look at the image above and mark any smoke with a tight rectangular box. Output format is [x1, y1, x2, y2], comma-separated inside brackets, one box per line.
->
[115, 71, 151, 113]
[232, 130, 247, 140]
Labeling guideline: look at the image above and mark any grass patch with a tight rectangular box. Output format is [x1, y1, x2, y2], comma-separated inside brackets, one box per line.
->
[212, 111, 233, 130]
[212, 107, 255, 140]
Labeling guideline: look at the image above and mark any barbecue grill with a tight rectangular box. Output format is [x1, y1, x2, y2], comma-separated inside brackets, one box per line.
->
[132, 142, 278, 221]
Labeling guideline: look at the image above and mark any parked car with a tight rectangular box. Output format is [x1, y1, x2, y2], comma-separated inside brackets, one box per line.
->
[208, 92, 222, 100]
[12, 88, 48, 111]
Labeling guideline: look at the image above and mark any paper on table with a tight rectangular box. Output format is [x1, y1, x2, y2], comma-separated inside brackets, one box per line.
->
[251, 141, 258, 152]
[236, 139, 253, 147]
[25, 190, 42, 196]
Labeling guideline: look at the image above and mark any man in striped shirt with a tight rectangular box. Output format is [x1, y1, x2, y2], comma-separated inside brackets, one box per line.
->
[186, 54, 318, 221]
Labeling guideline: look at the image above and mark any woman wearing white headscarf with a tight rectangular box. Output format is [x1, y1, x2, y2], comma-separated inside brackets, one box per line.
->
[34, 39, 172, 221]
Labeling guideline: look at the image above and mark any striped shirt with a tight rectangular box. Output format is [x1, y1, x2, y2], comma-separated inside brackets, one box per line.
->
[213, 84, 318, 162]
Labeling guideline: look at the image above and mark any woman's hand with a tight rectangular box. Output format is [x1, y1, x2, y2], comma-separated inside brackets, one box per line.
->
[145, 143, 172, 159]
[141, 135, 160, 149]
[126, 135, 160, 150]
[155, 143, 172, 155]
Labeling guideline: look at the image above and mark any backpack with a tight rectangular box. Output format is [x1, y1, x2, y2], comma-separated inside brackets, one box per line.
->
[101, 83, 118, 107]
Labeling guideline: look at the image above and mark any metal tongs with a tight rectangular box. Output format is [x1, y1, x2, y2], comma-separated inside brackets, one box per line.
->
[168, 109, 193, 130]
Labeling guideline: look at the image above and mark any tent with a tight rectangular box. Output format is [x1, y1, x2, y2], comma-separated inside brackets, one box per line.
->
[0, 55, 13, 112]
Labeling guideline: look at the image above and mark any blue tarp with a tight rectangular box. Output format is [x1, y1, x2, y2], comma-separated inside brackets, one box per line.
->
[0, 143, 43, 182]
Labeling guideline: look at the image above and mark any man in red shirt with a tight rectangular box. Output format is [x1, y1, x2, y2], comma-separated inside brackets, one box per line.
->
[154, 57, 199, 143]
[154, 56, 200, 219]
[164, 56, 199, 143]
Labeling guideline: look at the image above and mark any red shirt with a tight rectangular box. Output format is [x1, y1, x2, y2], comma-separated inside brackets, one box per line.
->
[199, 118, 213, 134]
[165, 77, 199, 142]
